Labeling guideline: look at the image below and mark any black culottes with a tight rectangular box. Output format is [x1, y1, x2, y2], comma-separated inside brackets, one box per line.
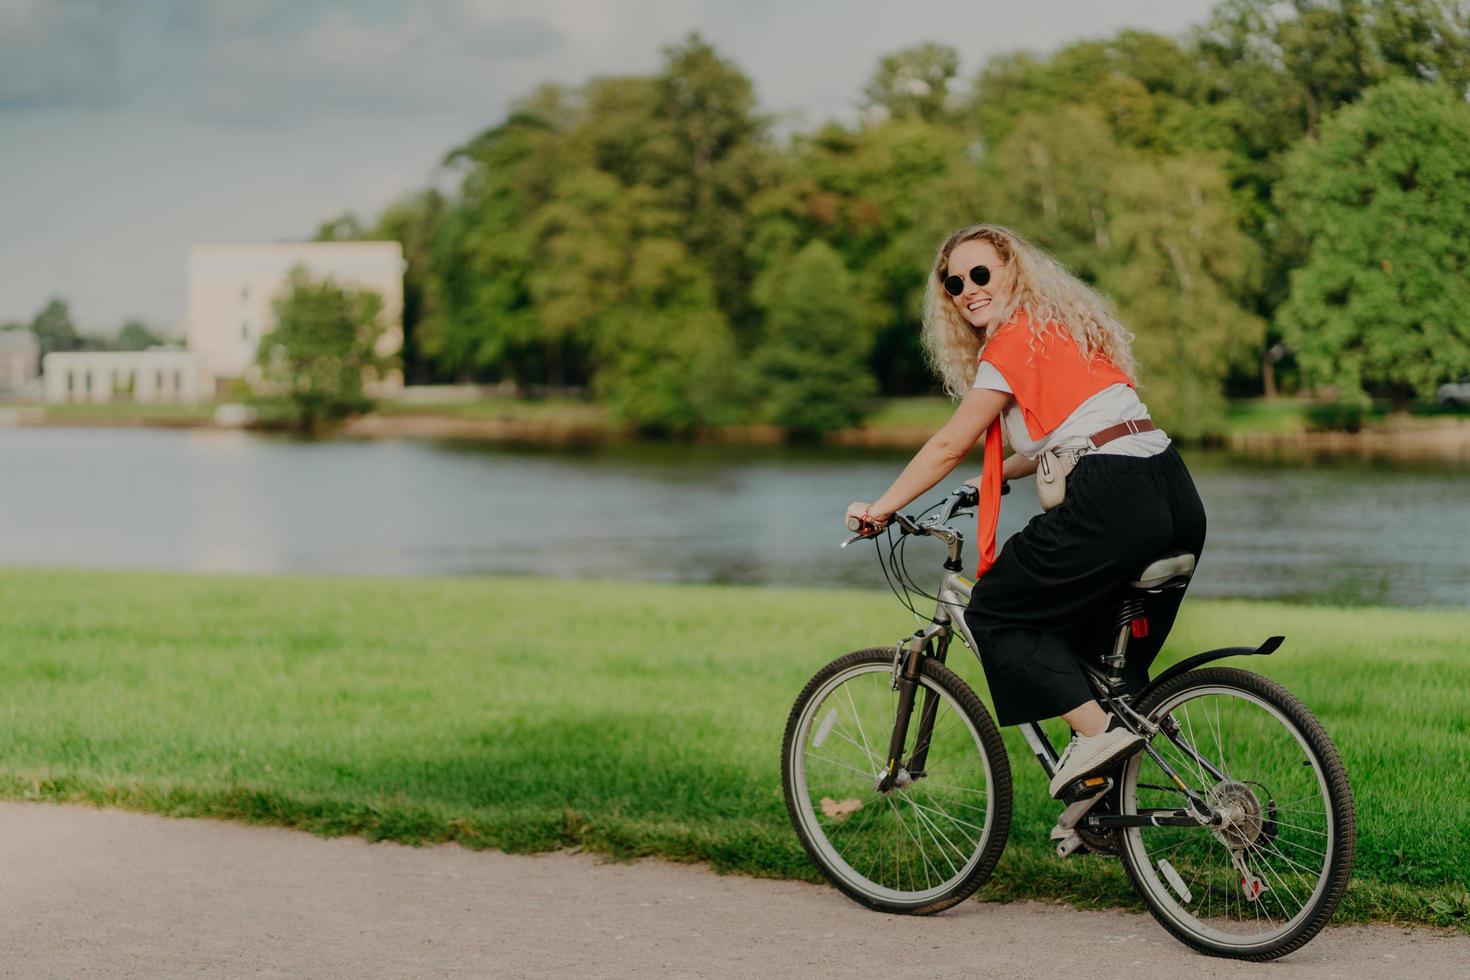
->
[963, 445, 1207, 727]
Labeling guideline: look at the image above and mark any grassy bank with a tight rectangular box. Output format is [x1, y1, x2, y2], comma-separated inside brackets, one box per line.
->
[11, 394, 1469, 447]
[377, 394, 611, 426]
[7, 400, 218, 424]
[0, 568, 1465, 929]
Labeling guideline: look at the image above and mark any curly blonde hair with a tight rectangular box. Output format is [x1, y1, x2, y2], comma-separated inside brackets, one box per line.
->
[920, 224, 1137, 399]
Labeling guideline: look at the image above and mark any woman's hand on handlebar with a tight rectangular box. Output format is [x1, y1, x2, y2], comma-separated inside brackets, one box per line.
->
[845, 501, 892, 536]
[963, 475, 1010, 497]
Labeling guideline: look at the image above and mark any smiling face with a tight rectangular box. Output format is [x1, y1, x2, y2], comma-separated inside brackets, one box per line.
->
[943, 237, 1013, 331]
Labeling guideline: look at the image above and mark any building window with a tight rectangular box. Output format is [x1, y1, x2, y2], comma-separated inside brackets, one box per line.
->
[157, 369, 165, 390]
[241, 321, 250, 340]
[174, 370, 182, 392]
[66, 370, 74, 393]
[241, 285, 250, 301]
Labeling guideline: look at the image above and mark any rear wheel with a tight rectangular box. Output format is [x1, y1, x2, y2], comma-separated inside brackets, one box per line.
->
[781, 648, 1012, 914]
[1117, 667, 1355, 960]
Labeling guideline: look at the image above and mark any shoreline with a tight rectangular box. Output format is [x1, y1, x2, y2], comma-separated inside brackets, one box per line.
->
[7, 404, 1470, 461]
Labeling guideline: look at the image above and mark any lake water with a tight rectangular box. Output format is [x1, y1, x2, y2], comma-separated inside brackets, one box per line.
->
[1, 427, 1466, 608]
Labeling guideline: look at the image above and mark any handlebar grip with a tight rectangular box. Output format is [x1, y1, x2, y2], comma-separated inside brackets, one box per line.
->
[846, 516, 863, 532]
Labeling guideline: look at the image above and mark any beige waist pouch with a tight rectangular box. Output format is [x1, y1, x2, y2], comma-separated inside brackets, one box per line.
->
[1036, 449, 1081, 511]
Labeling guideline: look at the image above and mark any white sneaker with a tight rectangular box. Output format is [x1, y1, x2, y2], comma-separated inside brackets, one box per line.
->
[1048, 725, 1144, 798]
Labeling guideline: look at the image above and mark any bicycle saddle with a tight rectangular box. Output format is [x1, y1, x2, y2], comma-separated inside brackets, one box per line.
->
[1131, 550, 1196, 589]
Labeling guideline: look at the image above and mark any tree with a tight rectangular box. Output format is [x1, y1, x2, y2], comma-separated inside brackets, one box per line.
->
[753, 115, 970, 395]
[971, 31, 1221, 157]
[1276, 78, 1470, 405]
[116, 320, 162, 351]
[645, 34, 773, 335]
[592, 239, 746, 432]
[29, 298, 82, 362]
[251, 266, 392, 432]
[1103, 154, 1265, 437]
[978, 107, 1263, 438]
[750, 241, 878, 436]
[367, 190, 446, 384]
[863, 43, 962, 123]
[313, 212, 367, 242]
[1191, 0, 1470, 336]
[422, 85, 573, 383]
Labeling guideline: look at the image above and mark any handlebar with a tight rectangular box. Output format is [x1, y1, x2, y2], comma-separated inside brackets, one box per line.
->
[842, 482, 992, 548]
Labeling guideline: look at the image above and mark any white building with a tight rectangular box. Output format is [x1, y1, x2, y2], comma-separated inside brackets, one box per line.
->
[186, 241, 406, 398]
[43, 348, 204, 404]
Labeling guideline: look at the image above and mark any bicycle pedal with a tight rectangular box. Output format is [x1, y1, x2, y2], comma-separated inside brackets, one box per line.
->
[1054, 778, 1113, 831]
[1058, 775, 1113, 805]
[1054, 832, 1085, 858]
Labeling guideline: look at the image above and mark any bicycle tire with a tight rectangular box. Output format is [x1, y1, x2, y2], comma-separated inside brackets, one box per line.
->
[781, 647, 1012, 915]
[1117, 667, 1356, 960]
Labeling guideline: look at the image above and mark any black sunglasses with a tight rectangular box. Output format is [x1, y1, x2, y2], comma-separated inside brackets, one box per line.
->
[943, 265, 993, 296]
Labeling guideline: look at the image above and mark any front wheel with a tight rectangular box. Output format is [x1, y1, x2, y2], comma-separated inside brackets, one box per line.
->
[781, 647, 1012, 914]
[1117, 667, 1356, 961]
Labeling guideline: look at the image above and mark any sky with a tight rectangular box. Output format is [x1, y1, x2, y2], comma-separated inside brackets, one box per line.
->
[0, 0, 1221, 335]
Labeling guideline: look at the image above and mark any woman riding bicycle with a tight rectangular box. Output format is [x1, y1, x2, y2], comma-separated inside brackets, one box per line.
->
[846, 224, 1207, 799]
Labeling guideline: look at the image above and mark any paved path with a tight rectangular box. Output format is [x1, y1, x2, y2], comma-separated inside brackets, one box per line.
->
[0, 801, 1465, 978]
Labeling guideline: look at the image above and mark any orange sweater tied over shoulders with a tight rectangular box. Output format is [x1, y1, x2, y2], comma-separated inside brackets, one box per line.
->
[972, 309, 1133, 578]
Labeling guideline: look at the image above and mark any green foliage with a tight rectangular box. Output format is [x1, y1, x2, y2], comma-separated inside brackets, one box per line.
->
[368, 190, 447, 383]
[750, 241, 877, 435]
[314, 7, 1470, 432]
[249, 266, 392, 432]
[312, 212, 368, 242]
[115, 320, 161, 351]
[28, 298, 83, 361]
[592, 239, 747, 433]
[973, 31, 1221, 156]
[755, 117, 971, 394]
[1276, 78, 1470, 406]
[863, 43, 961, 123]
[416, 35, 771, 397]
[977, 106, 1263, 438]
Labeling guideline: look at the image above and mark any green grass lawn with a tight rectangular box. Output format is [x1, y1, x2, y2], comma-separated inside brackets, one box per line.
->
[377, 395, 611, 426]
[861, 397, 956, 430]
[1225, 398, 1315, 435]
[27, 401, 219, 423]
[0, 568, 1465, 929]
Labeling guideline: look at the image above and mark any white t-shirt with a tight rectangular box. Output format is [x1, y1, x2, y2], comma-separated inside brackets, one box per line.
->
[971, 360, 1170, 459]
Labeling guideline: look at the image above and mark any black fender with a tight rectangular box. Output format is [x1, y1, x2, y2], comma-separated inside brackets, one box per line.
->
[1135, 635, 1285, 704]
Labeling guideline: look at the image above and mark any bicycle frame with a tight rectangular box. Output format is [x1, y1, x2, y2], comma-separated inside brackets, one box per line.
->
[874, 493, 1245, 829]
[928, 571, 1070, 778]
[891, 569, 1225, 829]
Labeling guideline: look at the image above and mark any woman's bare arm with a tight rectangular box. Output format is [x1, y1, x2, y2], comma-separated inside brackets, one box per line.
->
[1002, 452, 1040, 480]
[861, 388, 1010, 520]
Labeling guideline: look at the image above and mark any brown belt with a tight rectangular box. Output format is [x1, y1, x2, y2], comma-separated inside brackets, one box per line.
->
[1088, 418, 1156, 448]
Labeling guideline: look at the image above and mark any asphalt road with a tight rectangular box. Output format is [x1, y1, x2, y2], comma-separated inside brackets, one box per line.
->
[0, 801, 1465, 979]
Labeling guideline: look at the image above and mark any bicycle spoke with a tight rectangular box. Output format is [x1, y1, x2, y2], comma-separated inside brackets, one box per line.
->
[1119, 679, 1346, 950]
[906, 799, 971, 870]
[906, 795, 987, 838]
[806, 749, 876, 780]
[788, 658, 1001, 906]
[844, 683, 879, 773]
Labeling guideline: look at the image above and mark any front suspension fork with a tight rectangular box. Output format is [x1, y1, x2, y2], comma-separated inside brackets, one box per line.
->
[877, 631, 949, 792]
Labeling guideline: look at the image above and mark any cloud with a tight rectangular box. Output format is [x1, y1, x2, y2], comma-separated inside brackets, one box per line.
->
[187, 4, 564, 121]
[0, 0, 130, 108]
[0, 1, 567, 119]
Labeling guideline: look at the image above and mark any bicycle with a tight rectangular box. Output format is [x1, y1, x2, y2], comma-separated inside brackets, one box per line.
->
[780, 482, 1356, 961]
